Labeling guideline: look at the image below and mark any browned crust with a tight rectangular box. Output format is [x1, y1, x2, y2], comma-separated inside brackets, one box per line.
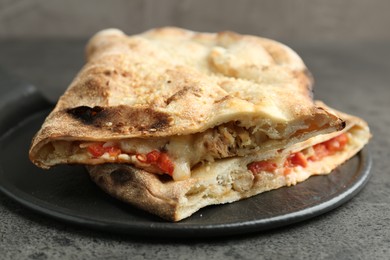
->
[29, 27, 344, 168]
[87, 164, 196, 221]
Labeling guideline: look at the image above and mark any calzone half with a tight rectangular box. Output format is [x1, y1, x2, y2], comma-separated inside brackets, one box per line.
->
[87, 103, 370, 221]
[29, 27, 344, 182]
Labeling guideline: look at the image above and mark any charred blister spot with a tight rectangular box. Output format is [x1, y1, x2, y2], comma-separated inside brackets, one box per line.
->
[131, 108, 172, 132]
[67, 106, 105, 124]
[165, 86, 202, 105]
[149, 117, 170, 131]
[110, 169, 134, 186]
[166, 88, 188, 105]
[340, 120, 347, 130]
[68, 104, 173, 134]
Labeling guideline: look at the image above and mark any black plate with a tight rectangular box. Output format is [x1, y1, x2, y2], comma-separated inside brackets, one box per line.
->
[0, 79, 372, 238]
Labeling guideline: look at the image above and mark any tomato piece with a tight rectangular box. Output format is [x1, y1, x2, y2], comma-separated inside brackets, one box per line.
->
[283, 152, 308, 175]
[248, 161, 277, 174]
[87, 143, 121, 158]
[287, 152, 308, 168]
[157, 153, 174, 175]
[87, 143, 105, 158]
[309, 143, 329, 161]
[324, 133, 349, 153]
[338, 133, 349, 147]
[137, 150, 175, 175]
[309, 133, 349, 161]
[146, 150, 161, 163]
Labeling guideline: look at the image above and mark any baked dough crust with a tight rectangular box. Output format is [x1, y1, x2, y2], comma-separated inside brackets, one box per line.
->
[29, 27, 343, 169]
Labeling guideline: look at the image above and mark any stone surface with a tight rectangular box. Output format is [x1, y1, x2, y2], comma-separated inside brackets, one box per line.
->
[0, 39, 389, 259]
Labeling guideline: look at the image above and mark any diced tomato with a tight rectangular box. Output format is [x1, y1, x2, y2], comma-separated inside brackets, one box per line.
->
[87, 144, 175, 175]
[309, 143, 329, 161]
[309, 133, 349, 161]
[281, 133, 350, 174]
[87, 143, 121, 158]
[137, 150, 175, 175]
[283, 152, 308, 175]
[287, 152, 308, 168]
[146, 150, 161, 163]
[156, 153, 174, 175]
[323, 133, 349, 153]
[248, 161, 277, 174]
[87, 143, 106, 157]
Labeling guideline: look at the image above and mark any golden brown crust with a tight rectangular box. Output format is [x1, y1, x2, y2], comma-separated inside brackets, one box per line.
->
[29, 27, 343, 168]
[87, 164, 196, 221]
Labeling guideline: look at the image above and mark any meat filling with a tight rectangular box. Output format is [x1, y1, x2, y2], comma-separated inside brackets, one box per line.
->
[198, 123, 268, 160]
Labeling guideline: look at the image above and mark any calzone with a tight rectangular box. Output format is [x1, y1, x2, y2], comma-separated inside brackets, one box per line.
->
[28, 28, 370, 221]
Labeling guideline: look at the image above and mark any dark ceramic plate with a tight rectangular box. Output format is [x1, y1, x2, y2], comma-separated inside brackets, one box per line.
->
[0, 74, 372, 238]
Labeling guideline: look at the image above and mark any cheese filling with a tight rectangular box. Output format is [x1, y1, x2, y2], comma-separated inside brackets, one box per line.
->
[40, 124, 348, 181]
[77, 125, 268, 181]
[41, 123, 275, 181]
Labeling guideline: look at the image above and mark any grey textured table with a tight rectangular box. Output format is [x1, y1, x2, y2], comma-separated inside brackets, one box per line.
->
[0, 39, 389, 259]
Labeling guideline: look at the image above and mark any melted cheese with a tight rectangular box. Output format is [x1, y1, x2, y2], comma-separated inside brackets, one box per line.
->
[50, 123, 272, 181]
[166, 135, 196, 180]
